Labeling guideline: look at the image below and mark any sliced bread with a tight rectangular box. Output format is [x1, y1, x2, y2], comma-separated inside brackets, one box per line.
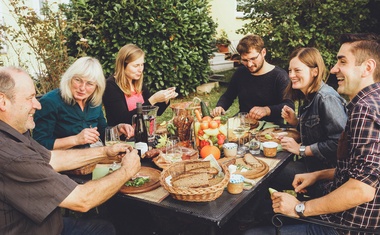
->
[172, 172, 210, 188]
[188, 167, 219, 175]
[184, 161, 210, 171]
[244, 153, 262, 168]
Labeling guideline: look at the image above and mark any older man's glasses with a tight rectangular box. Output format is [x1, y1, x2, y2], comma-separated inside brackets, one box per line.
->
[240, 51, 262, 65]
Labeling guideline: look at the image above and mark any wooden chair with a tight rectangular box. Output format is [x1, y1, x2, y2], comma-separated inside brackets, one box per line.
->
[271, 213, 380, 235]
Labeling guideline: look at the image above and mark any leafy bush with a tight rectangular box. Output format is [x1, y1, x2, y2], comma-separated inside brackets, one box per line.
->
[0, 0, 74, 94]
[238, 0, 375, 70]
[64, 0, 217, 96]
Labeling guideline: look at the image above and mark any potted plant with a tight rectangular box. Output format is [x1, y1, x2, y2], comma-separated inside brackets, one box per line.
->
[215, 30, 231, 53]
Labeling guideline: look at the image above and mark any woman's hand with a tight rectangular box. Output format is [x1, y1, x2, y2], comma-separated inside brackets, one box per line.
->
[281, 105, 298, 126]
[76, 127, 100, 145]
[117, 124, 134, 139]
[149, 87, 178, 105]
[280, 136, 300, 155]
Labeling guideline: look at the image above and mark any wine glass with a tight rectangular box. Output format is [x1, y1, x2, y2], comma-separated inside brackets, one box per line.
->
[165, 136, 182, 162]
[232, 113, 250, 156]
[105, 126, 120, 146]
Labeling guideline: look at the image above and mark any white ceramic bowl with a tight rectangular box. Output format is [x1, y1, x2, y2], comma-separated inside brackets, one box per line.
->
[223, 143, 238, 158]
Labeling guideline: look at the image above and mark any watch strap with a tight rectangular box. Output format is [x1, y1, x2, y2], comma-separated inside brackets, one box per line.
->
[299, 145, 306, 157]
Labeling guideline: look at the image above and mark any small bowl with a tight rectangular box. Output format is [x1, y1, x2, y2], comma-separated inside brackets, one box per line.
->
[223, 143, 238, 158]
[262, 141, 278, 157]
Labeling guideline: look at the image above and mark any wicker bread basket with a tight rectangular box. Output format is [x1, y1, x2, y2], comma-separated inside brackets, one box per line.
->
[160, 160, 229, 202]
[64, 162, 97, 175]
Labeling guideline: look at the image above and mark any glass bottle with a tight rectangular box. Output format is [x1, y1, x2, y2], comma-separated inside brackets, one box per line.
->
[134, 102, 148, 143]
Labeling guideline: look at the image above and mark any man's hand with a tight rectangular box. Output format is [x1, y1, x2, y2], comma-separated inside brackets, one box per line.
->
[76, 127, 100, 145]
[104, 143, 134, 159]
[211, 106, 226, 117]
[271, 191, 300, 217]
[249, 106, 270, 120]
[117, 124, 134, 139]
[120, 149, 141, 178]
[292, 172, 319, 194]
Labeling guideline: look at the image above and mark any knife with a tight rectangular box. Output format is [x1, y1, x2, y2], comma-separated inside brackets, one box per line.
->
[258, 121, 266, 131]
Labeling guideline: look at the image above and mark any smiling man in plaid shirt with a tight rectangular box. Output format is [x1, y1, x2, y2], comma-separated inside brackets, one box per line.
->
[244, 33, 380, 234]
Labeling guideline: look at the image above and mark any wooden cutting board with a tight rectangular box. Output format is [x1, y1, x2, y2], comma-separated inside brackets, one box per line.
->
[234, 157, 269, 179]
[257, 128, 300, 144]
[119, 167, 161, 194]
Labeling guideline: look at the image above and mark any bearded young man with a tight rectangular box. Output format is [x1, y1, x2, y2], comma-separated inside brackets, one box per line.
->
[211, 34, 294, 124]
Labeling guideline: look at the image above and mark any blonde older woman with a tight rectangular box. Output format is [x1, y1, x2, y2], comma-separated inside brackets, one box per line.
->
[33, 57, 133, 150]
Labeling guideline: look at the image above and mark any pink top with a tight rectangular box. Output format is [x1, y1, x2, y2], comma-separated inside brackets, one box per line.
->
[125, 92, 144, 111]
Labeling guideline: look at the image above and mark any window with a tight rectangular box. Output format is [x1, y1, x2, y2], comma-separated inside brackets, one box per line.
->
[235, 0, 251, 18]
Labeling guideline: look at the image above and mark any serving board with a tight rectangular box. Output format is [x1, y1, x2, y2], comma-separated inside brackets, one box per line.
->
[152, 150, 200, 169]
[119, 167, 161, 194]
[234, 157, 269, 179]
[257, 128, 300, 144]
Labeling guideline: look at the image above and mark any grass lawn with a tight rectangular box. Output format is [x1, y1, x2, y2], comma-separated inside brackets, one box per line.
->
[157, 68, 238, 123]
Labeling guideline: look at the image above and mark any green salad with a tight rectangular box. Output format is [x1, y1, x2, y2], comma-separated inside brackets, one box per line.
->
[125, 177, 150, 187]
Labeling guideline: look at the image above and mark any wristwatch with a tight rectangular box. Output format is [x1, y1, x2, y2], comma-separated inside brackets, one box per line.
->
[299, 145, 306, 157]
[295, 201, 306, 218]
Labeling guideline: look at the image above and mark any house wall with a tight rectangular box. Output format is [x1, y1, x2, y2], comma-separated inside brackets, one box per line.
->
[209, 0, 247, 52]
[0, 0, 68, 75]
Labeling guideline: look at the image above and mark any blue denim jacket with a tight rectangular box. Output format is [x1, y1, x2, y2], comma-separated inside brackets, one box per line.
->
[298, 83, 347, 171]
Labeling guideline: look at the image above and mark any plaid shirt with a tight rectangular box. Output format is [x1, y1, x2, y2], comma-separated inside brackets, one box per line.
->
[320, 83, 380, 234]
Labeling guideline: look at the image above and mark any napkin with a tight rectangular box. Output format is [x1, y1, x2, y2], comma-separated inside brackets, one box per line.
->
[92, 164, 110, 180]
[254, 121, 279, 131]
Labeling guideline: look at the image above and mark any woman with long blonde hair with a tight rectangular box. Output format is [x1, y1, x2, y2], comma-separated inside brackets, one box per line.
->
[103, 44, 177, 127]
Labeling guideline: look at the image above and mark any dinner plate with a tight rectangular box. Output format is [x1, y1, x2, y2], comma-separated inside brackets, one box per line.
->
[119, 167, 161, 194]
[152, 147, 200, 169]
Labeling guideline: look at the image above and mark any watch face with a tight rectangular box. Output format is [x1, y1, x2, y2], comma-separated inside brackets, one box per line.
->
[296, 203, 305, 212]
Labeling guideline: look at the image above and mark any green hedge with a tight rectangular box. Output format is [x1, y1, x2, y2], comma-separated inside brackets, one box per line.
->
[238, 0, 375, 70]
[64, 0, 217, 96]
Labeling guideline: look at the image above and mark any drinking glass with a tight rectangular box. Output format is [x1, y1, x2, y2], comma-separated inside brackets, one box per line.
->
[249, 133, 261, 155]
[232, 113, 250, 156]
[238, 112, 251, 152]
[165, 136, 182, 162]
[105, 126, 120, 146]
